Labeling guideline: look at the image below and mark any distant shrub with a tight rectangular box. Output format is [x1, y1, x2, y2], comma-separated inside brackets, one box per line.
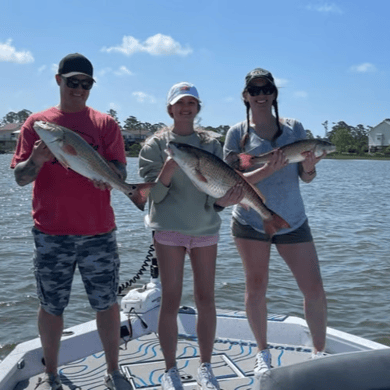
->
[128, 143, 142, 157]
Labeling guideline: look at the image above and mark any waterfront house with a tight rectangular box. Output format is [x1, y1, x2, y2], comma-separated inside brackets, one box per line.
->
[368, 119, 390, 153]
[0, 123, 22, 152]
[121, 128, 153, 145]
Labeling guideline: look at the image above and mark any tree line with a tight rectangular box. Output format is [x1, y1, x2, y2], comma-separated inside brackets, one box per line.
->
[1, 109, 377, 155]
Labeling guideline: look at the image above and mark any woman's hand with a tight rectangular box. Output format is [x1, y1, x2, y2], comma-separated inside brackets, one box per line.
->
[157, 157, 179, 187]
[300, 150, 323, 174]
[299, 150, 326, 182]
[264, 149, 289, 174]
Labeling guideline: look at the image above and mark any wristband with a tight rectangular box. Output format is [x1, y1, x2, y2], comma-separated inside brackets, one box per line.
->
[305, 168, 316, 176]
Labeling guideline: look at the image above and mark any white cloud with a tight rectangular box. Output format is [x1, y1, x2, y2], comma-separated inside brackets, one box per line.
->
[97, 66, 134, 77]
[102, 34, 193, 56]
[0, 39, 34, 63]
[114, 66, 134, 76]
[294, 91, 308, 98]
[132, 91, 156, 103]
[98, 67, 112, 77]
[306, 3, 343, 14]
[38, 65, 46, 73]
[349, 63, 377, 73]
[109, 102, 121, 111]
[224, 97, 234, 103]
[275, 78, 289, 87]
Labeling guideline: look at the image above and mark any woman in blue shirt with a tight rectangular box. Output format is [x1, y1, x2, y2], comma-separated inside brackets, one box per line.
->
[223, 68, 328, 382]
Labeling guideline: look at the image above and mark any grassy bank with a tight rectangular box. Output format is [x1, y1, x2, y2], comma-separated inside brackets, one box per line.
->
[326, 154, 390, 161]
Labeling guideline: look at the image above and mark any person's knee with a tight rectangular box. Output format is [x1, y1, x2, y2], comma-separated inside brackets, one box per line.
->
[302, 283, 326, 301]
[246, 273, 268, 293]
[194, 291, 215, 310]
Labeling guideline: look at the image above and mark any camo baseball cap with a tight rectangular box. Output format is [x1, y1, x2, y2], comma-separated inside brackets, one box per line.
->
[167, 82, 201, 105]
[245, 68, 275, 87]
[58, 53, 95, 80]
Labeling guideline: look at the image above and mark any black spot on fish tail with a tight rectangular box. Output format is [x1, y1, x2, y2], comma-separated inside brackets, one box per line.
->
[124, 182, 156, 211]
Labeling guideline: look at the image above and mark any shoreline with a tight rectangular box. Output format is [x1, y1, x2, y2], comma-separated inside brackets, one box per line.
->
[3, 150, 390, 161]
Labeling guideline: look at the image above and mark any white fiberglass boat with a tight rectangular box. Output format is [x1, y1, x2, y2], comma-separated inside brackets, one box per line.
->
[1, 249, 389, 390]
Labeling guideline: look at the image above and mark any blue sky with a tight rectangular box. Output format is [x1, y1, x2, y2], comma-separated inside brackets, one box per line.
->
[1, 0, 388, 137]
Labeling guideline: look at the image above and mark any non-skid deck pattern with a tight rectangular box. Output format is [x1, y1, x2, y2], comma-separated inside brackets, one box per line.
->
[14, 333, 313, 390]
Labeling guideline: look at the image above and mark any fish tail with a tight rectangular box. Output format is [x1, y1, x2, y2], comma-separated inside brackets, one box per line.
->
[263, 212, 290, 237]
[124, 182, 156, 211]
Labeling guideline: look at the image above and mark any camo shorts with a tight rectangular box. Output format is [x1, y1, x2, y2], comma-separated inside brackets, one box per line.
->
[32, 227, 120, 316]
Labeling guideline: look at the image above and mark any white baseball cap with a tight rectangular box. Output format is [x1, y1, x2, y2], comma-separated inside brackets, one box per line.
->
[167, 82, 201, 105]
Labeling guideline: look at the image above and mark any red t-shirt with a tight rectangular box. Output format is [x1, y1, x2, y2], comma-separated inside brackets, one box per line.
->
[10, 106, 126, 235]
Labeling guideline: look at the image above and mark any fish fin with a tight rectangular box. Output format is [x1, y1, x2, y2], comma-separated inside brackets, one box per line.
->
[124, 182, 156, 211]
[56, 155, 71, 170]
[224, 152, 241, 170]
[237, 153, 255, 170]
[61, 143, 78, 156]
[195, 168, 208, 183]
[234, 170, 267, 203]
[263, 212, 290, 237]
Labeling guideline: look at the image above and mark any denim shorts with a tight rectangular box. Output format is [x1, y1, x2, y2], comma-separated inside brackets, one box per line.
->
[32, 228, 120, 316]
[231, 218, 313, 244]
[154, 230, 219, 254]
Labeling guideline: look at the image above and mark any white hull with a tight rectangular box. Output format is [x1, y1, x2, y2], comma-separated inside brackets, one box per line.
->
[0, 302, 388, 390]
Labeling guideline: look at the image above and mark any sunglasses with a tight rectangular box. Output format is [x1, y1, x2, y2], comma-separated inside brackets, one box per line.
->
[61, 76, 94, 90]
[247, 84, 276, 96]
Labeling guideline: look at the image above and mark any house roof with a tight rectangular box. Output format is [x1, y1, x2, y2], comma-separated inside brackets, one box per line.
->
[122, 128, 152, 135]
[368, 119, 390, 133]
[0, 123, 22, 132]
[0, 123, 23, 133]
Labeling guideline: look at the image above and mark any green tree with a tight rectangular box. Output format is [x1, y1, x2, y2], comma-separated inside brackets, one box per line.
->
[330, 127, 354, 153]
[123, 116, 140, 131]
[107, 109, 120, 126]
[306, 129, 314, 139]
[1, 109, 32, 125]
[151, 122, 166, 133]
[328, 121, 369, 154]
[128, 143, 142, 156]
[321, 120, 329, 139]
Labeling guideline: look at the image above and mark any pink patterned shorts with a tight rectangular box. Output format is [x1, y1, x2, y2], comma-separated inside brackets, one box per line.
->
[154, 230, 219, 254]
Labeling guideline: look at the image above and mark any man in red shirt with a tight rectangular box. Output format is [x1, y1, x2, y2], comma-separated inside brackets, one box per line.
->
[11, 53, 132, 390]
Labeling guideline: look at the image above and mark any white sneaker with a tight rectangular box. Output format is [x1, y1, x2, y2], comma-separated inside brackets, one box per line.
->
[34, 373, 63, 390]
[254, 349, 272, 379]
[161, 367, 184, 390]
[197, 362, 220, 390]
[311, 351, 327, 359]
[104, 370, 132, 390]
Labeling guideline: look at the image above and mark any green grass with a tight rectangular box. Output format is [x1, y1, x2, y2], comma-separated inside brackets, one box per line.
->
[327, 154, 390, 160]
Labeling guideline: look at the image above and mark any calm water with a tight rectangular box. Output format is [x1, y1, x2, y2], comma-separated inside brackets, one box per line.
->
[0, 155, 389, 361]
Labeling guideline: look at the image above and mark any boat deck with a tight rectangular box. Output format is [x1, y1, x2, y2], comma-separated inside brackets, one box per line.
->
[14, 333, 313, 390]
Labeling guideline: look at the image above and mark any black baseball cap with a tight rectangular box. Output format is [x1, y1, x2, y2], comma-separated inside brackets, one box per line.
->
[58, 53, 95, 81]
[245, 68, 275, 87]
